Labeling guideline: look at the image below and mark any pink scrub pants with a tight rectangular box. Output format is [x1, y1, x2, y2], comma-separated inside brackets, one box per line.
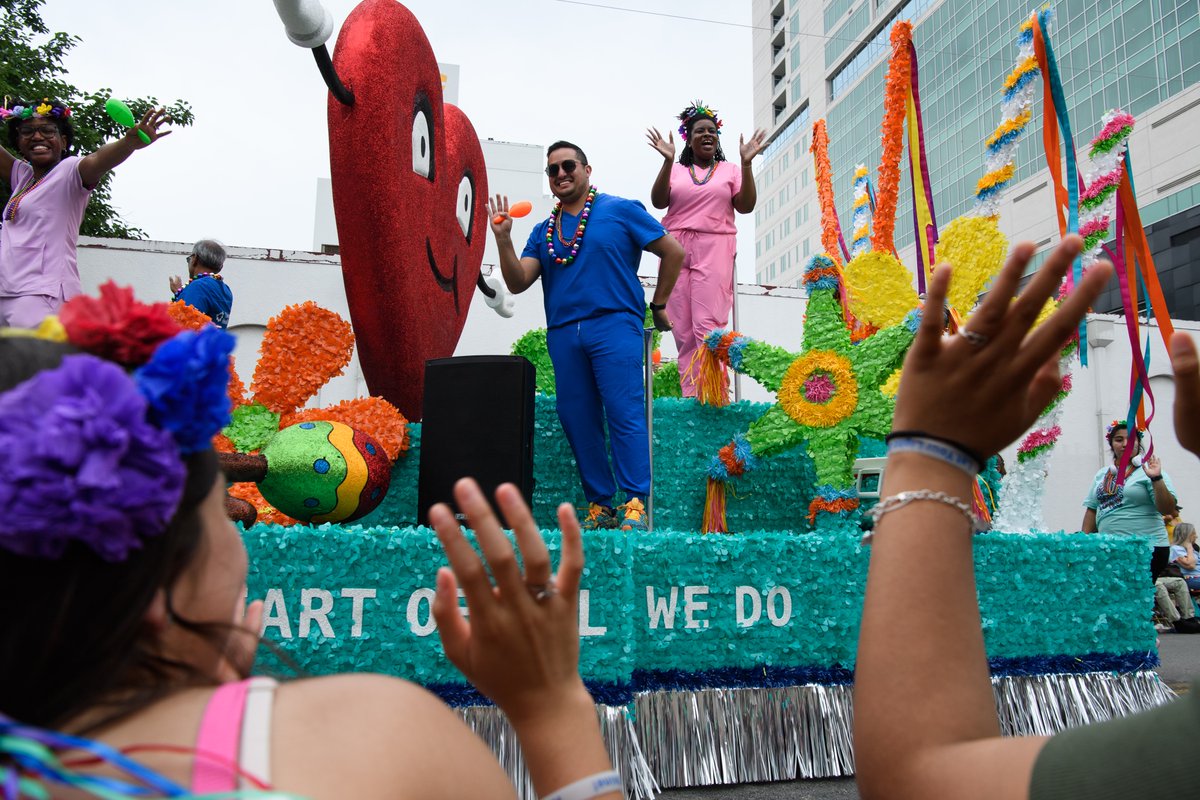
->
[0, 290, 65, 328]
[666, 229, 737, 397]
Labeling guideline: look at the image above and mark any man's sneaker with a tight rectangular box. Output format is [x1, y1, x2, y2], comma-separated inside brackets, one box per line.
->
[582, 503, 617, 530]
[619, 498, 648, 532]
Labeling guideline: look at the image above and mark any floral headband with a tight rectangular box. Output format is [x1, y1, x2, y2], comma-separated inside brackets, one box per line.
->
[677, 101, 723, 140]
[0, 98, 72, 122]
[0, 282, 233, 562]
[1105, 419, 1144, 441]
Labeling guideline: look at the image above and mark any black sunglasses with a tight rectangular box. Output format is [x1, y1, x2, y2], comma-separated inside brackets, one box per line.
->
[545, 160, 579, 178]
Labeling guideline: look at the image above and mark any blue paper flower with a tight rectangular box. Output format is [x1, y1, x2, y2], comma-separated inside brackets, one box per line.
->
[135, 327, 235, 454]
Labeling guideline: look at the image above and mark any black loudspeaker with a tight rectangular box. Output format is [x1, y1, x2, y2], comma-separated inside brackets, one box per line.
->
[417, 355, 536, 525]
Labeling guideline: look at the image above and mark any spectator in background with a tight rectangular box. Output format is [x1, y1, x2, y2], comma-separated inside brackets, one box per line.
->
[1169, 521, 1200, 592]
[170, 239, 232, 328]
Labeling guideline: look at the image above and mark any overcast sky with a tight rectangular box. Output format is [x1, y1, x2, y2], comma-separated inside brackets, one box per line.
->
[39, 0, 762, 280]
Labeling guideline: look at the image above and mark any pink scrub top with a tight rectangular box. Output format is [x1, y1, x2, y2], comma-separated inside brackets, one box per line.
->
[660, 161, 741, 236]
[0, 155, 92, 298]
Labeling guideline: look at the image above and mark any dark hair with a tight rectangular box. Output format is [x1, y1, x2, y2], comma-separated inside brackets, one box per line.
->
[547, 140, 588, 165]
[5, 100, 74, 154]
[0, 337, 232, 733]
[1106, 422, 1143, 456]
[679, 114, 727, 167]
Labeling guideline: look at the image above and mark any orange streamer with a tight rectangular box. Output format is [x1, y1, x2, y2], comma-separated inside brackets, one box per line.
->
[810, 120, 844, 267]
[871, 22, 913, 254]
[1032, 17, 1070, 238]
[702, 476, 728, 534]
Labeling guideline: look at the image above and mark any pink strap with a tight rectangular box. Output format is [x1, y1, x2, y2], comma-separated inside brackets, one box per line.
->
[192, 679, 252, 792]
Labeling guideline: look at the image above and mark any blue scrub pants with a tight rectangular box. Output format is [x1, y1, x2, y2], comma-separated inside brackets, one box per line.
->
[546, 312, 650, 505]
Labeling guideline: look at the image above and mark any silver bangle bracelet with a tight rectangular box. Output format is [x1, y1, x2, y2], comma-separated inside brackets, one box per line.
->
[861, 489, 986, 544]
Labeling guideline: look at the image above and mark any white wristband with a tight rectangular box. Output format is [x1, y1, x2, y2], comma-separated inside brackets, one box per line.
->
[541, 770, 623, 800]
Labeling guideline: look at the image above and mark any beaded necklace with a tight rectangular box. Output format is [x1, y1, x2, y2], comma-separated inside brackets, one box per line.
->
[688, 162, 716, 186]
[3, 171, 51, 222]
[172, 272, 223, 299]
[545, 186, 598, 266]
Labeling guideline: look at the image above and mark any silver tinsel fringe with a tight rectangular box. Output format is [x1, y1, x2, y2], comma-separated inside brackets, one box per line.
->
[992, 670, 1176, 736]
[461, 672, 1174, 796]
[458, 704, 659, 800]
[634, 685, 857, 789]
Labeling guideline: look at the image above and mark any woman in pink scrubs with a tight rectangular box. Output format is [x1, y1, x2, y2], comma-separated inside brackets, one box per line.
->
[0, 99, 171, 327]
[646, 102, 766, 398]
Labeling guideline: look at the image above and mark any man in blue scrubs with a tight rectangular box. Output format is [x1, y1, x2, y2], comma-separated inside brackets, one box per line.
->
[169, 239, 233, 328]
[489, 141, 683, 531]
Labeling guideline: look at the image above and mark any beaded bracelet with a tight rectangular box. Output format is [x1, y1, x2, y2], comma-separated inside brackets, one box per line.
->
[861, 489, 986, 544]
[542, 770, 623, 800]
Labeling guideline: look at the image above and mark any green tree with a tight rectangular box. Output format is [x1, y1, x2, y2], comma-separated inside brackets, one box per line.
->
[0, 0, 194, 238]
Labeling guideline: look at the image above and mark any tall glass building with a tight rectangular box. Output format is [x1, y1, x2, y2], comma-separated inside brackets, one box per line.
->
[751, 0, 1200, 318]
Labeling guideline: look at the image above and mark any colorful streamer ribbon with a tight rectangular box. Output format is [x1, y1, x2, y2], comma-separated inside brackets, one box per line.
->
[1032, 9, 1086, 363]
[905, 39, 937, 294]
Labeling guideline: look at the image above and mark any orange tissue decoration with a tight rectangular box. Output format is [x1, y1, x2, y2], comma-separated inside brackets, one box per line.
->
[167, 300, 213, 330]
[250, 301, 355, 414]
[871, 21, 913, 254]
[810, 119, 843, 267]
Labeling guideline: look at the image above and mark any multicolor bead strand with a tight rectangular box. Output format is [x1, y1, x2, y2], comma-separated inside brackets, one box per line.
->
[688, 163, 716, 185]
[171, 272, 224, 301]
[545, 186, 598, 266]
[2, 173, 49, 222]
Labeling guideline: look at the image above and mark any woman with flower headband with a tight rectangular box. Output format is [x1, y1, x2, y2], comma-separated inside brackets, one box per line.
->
[1081, 419, 1178, 582]
[0, 288, 622, 799]
[646, 101, 766, 398]
[0, 98, 171, 328]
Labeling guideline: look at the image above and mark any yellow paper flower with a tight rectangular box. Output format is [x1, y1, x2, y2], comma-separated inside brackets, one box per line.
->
[937, 215, 1009, 317]
[881, 366, 903, 398]
[779, 351, 858, 428]
[35, 102, 52, 115]
[844, 250, 917, 329]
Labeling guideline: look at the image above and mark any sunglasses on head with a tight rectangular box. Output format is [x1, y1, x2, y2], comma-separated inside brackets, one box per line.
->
[545, 160, 579, 178]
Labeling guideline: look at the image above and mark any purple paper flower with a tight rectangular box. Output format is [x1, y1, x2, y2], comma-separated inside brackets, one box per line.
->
[0, 355, 186, 561]
[135, 326, 235, 455]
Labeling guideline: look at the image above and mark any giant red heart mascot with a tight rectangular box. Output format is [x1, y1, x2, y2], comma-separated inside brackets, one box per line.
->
[328, 0, 488, 419]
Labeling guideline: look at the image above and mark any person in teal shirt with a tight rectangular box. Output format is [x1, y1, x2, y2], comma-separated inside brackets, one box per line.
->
[1081, 420, 1179, 581]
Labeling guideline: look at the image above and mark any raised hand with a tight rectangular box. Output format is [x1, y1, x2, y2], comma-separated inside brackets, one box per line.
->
[130, 107, 172, 148]
[169, 275, 183, 295]
[892, 235, 1113, 459]
[645, 127, 675, 161]
[430, 479, 587, 720]
[488, 194, 513, 236]
[739, 128, 768, 165]
[1143, 454, 1163, 478]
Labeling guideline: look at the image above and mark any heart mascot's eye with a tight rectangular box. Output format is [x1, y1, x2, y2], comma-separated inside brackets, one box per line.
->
[328, 0, 488, 420]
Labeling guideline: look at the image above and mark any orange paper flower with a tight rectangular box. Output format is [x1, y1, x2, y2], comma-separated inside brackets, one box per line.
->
[167, 300, 213, 331]
[250, 302, 354, 414]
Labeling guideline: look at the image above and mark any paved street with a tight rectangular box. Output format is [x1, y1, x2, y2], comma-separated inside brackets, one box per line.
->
[657, 634, 1200, 799]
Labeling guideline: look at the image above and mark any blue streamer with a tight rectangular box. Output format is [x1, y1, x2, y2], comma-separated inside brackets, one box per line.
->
[1037, 9, 1085, 365]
